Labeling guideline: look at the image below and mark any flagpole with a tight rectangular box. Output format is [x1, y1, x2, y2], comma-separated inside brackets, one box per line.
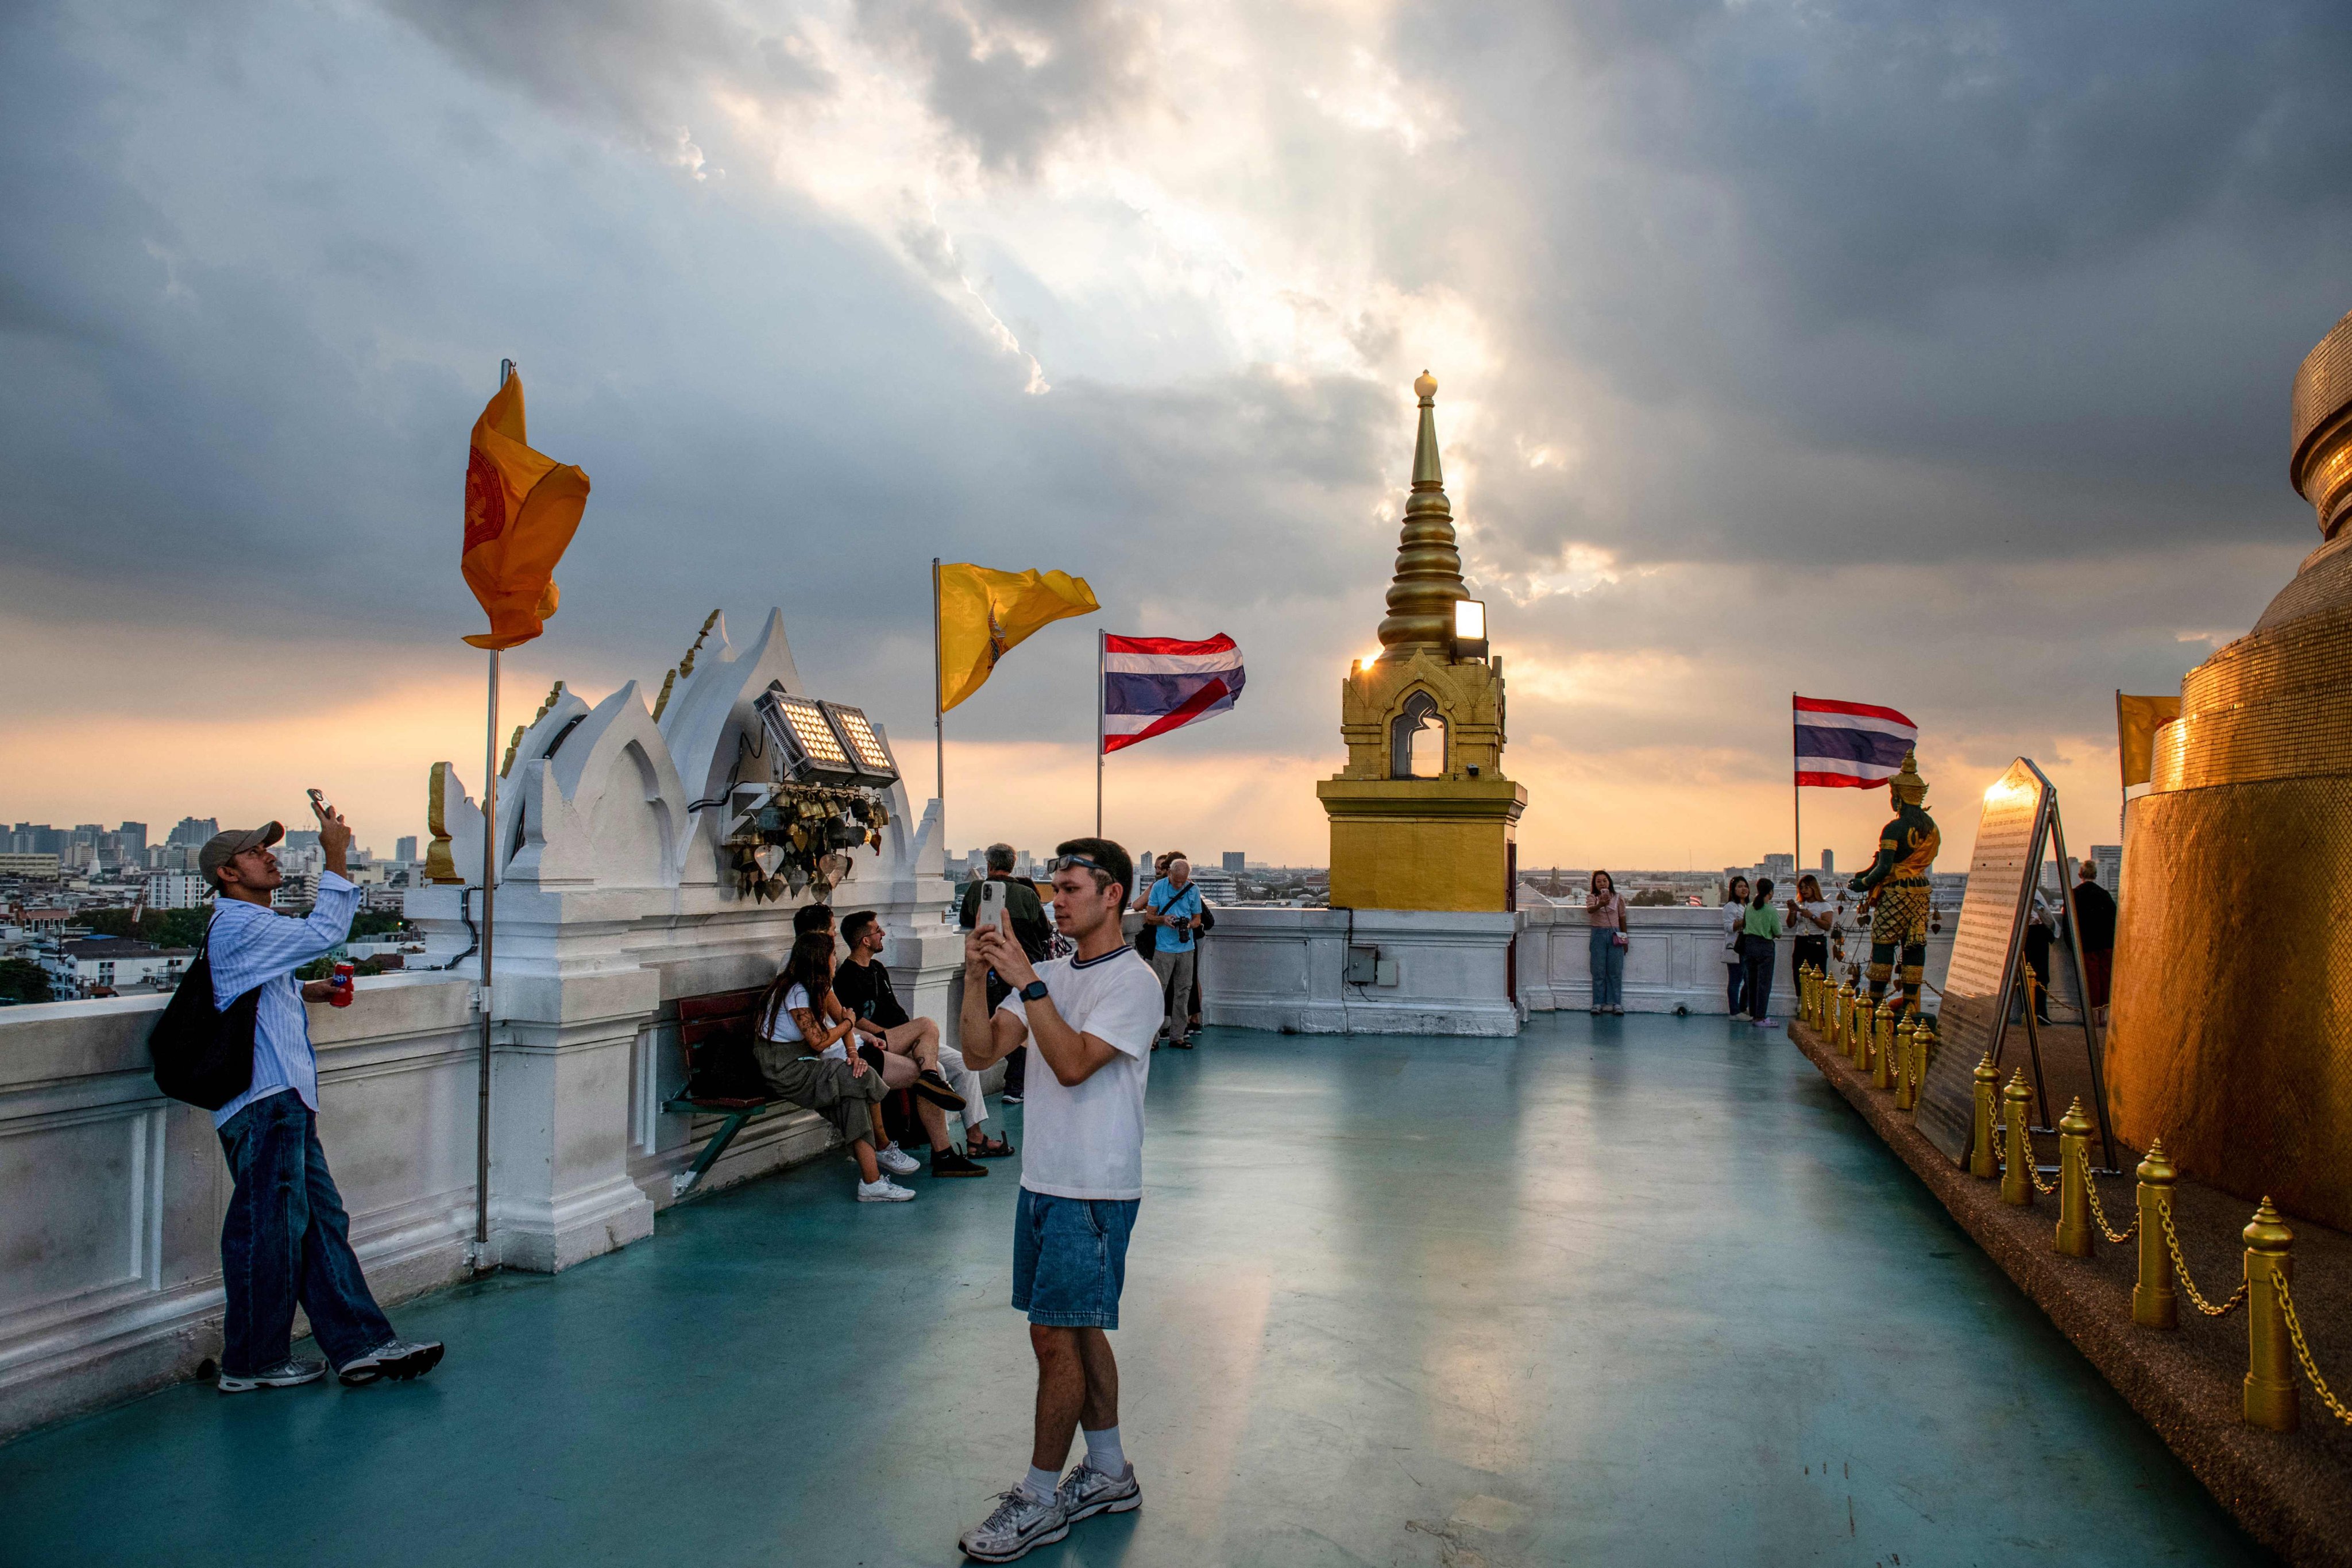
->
[472, 357, 513, 1273]
[932, 558, 945, 847]
[1096, 629, 1105, 837]
[1791, 692, 1801, 887]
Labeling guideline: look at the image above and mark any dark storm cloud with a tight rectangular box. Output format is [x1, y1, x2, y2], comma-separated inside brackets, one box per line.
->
[852, 0, 1157, 173]
[1407, 0, 2352, 573]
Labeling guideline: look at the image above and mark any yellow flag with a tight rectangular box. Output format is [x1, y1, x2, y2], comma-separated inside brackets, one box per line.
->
[937, 563, 1099, 710]
[2117, 692, 2181, 789]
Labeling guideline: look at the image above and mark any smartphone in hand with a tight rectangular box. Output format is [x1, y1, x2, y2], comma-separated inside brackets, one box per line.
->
[977, 879, 1007, 933]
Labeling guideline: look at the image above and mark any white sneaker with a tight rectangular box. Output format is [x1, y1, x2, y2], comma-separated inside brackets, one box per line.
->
[1057, 1460, 1142, 1521]
[875, 1144, 920, 1176]
[1729, 1011, 1750, 1021]
[959, 1488, 1069, 1562]
[856, 1177, 915, 1203]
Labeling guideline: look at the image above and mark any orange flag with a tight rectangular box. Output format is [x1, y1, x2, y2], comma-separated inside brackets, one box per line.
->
[461, 374, 590, 650]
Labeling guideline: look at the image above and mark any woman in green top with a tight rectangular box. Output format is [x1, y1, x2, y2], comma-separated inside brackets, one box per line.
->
[1740, 878, 1783, 1029]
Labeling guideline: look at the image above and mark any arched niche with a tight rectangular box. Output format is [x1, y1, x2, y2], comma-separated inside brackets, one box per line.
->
[1391, 690, 1447, 780]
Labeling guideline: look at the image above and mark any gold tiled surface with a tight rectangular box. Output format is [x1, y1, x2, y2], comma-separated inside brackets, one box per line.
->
[2150, 580, 2352, 790]
[2251, 532, 2352, 634]
[2109, 782, 2352, 1231]
[2291, 307, 2352, 477]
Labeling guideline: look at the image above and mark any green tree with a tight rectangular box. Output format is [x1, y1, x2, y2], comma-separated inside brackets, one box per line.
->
[0, 959, 56, 1004]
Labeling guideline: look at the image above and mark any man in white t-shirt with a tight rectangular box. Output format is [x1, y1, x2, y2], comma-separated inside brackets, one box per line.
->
[953, 836, 1164, 1563]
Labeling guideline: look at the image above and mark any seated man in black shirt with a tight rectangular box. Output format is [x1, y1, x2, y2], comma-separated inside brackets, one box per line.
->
[956, 843, 1053, 1103]
[837, 910, 1007, 1166]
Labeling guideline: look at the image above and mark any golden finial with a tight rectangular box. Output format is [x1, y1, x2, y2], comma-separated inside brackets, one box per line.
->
[500, 724, 526, 777]
[652, 667, 678, 721]
[677, 609, 721, 679]
[1376, 370, 1467, 659]
[501, 681, 565, 776]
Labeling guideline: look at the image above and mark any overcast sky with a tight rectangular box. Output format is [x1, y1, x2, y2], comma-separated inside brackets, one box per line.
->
[6, 0, 2350, 871]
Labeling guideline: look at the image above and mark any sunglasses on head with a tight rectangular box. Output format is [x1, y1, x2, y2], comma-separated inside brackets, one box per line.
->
[1045, 854, 1110, 877]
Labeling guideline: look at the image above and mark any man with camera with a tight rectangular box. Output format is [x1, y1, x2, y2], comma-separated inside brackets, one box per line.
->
[1140, 854, 1204, 1049]
[200, 798, 442, 1393]
[954, 838, 1163, 1562]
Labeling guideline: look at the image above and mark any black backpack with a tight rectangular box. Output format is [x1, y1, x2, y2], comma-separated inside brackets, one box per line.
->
[148, 916, 261, 1110]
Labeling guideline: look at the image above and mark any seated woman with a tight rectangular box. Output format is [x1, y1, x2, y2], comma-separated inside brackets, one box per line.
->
[754, 933, 976, 1202]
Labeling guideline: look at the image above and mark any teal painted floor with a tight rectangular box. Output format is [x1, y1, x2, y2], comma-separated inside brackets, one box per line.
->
[0, 1016, 2268, 1567]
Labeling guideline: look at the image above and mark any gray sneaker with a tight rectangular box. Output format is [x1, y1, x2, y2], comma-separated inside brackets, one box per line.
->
[217, 1356, 326, 1393]
[1057, 1460, 1141, 1521]
[959, 1488, 1069, 1562]
[338, 1338, 444, 1386]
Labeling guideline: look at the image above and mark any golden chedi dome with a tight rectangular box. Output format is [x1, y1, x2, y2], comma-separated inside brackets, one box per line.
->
[2107, 308, 2352, 1230]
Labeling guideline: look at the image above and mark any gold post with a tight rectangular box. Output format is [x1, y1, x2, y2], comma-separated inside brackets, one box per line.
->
[2243, 1198, 2297, 1431]
[1970, 1055, 2000, 1179]
[1837, 981, 1857, 1063]
[1894, 1018, 1918, 1110]
[2001, 1071, 2035, 1205]
[1872, 999, 1897, 1089]
[2056, 1097, 2095, 1256]
[2133, 1140, 2178, 1328]
[1912, 1019, 1932, 1114]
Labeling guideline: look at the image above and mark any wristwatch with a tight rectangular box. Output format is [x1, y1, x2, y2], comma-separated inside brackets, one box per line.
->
[1019, 979, 1051, 1004]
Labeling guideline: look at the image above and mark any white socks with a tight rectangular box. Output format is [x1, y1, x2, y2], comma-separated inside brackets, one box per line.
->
[1022, 1466, 1060, 1503]
[1084, 1425, 1126, 1476]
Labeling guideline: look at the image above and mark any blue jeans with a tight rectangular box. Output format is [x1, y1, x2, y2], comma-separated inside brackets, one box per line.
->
[1588, 926, 1625, 1009]
[217, 1091, 393, 1374]
[1013, 1187, 1139, 1330]
[1726, 962, 1746, 1014]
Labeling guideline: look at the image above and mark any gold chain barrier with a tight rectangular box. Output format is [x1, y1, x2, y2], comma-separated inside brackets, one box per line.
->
[1791, 990, 2342, 1433]
[2076, 1142, 2138, 1245]
[2158, 1200, 2248, 1319]
[2272, 1266, 2352, 1428]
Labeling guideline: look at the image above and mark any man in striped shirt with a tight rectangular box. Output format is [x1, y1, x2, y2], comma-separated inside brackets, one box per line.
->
[200, 802, 442, 1393]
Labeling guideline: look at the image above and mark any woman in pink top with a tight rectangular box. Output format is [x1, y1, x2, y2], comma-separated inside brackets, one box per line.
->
[1586, 871, 1629, 1015]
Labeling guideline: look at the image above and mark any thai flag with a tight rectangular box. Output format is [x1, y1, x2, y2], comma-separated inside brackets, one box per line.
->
[1794, 695, 1917, 788]
[1102, 634, 1245, 754]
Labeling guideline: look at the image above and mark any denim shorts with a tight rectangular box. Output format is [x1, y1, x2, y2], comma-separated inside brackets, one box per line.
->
[1012, 1187, 1140, 1330]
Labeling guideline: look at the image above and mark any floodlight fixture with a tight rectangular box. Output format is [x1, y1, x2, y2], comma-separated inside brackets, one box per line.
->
[757, 685, 859, 786]
[817, 702, 899, 785]
[1452, 597, 1489, 661]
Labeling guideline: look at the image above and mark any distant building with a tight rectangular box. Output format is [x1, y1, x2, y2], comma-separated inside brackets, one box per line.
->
[166, 817, 218, 849]
[396, 835, 419, 862]
[49, 937, 195, 996]
[146, 872, 212, 911]
[0, 853, 61, 879]
[1760, 853, 1795, 885]
[271, 871, 319, 910]
[2087, 844, 2122, 892]
[1188, 870, 1239, 904]
[283, 829, 321, 853]
[1821, 849, 1834, 875]
[1223, 851, 1246, 872]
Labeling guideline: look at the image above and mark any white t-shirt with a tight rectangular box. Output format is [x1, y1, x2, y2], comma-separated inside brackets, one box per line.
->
[1788, 899, 1835, 936]
[761, 984, 812, 1046]
[996, 945, 1163, 1200]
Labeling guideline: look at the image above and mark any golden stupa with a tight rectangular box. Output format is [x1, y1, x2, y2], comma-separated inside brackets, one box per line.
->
[2107, 308, 2352, 1230]
[1317, 373, 1525, 910]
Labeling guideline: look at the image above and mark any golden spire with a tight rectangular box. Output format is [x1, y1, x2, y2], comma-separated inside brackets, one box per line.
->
[1376, 371, 1469, 659]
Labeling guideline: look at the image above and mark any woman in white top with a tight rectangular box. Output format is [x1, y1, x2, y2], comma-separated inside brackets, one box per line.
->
[1723, 875, 1752, 1018]
[756, 932, 973, 1200]
[1785, 874, 1836, 985]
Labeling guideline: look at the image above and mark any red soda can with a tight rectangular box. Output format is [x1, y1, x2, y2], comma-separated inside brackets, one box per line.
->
[330, 962, 356, 1007]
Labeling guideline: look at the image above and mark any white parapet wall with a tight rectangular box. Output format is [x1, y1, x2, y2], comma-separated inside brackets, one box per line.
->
[1196, 902, 1972, 1032]
[0, 609, 963, 1443]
